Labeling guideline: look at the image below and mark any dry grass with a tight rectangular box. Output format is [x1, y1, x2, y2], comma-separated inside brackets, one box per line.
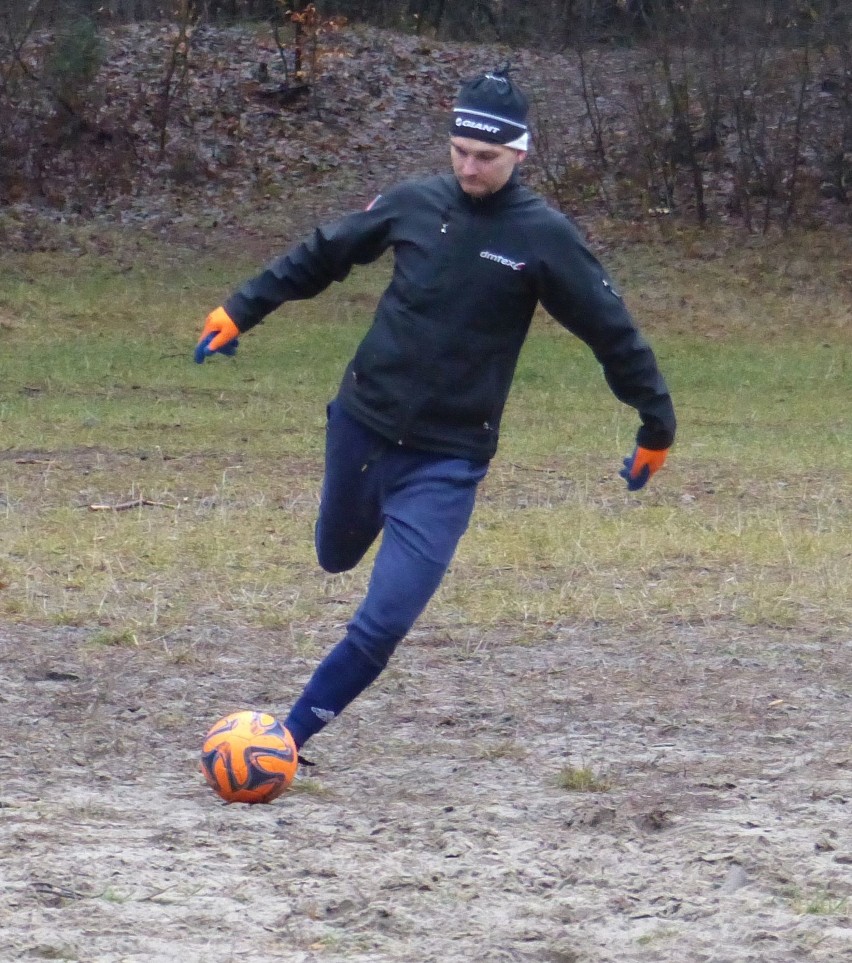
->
[0, 220, 849, 650]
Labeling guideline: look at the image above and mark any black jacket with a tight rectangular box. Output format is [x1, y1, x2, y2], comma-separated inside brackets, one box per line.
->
[224, 171, 676, 461]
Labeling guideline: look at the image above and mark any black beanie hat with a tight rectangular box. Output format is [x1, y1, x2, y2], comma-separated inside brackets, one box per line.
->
[451, 64, 530, 149]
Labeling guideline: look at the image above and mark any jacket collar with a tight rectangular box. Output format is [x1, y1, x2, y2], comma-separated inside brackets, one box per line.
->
[453, 169, 523, 211]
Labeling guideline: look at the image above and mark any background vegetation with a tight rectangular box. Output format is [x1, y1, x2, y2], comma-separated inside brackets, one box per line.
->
[1, 0, 850, 229]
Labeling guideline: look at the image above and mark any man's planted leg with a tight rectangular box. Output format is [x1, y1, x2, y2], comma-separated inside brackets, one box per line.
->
[284, 454, 486, 748]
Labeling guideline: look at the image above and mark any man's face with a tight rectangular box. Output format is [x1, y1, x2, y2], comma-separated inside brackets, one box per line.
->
[450, 136, 526, 198]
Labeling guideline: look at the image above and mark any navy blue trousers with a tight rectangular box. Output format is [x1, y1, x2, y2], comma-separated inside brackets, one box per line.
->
[283, 401, 488, 747]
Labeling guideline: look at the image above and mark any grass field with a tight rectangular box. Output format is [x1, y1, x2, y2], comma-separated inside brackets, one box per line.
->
[1, 218, 851, 963]
[1, 222, 849, 644]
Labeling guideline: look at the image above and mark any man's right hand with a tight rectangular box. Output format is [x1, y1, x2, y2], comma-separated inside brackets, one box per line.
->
[194, 307, 240, 363]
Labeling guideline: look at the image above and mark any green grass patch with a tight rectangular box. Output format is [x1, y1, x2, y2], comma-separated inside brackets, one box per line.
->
[784, 886, 850, 916]
[556, 764, 612, 793]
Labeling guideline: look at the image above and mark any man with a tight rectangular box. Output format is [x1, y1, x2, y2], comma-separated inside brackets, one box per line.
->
[195, 66, 676, 753]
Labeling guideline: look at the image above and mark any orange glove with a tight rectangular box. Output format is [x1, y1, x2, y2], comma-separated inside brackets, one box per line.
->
[194, 307, 240, 363]
[619, 446, 669, 491]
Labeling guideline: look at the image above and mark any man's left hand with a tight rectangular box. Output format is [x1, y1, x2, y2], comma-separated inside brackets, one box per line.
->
[620, 446, 669, 491]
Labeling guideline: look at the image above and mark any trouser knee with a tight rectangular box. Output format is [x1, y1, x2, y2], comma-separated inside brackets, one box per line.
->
[316, 541, 364, 575]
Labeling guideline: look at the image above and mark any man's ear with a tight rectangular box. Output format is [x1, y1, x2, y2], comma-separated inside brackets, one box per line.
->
[515, 150, 528, 164]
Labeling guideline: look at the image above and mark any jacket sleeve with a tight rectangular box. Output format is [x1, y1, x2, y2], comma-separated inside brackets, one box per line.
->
[536, 219, 676, 450]
[223, 193, 396, 332]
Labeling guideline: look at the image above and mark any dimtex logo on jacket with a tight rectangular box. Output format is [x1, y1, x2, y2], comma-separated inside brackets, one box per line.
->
[480, 250, 525, 271]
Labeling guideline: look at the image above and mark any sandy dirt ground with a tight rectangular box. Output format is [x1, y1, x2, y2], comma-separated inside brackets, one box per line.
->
[1, 619, 850, 963]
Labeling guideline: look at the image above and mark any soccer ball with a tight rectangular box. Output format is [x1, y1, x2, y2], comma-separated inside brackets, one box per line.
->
[200, 710, 298, 804]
